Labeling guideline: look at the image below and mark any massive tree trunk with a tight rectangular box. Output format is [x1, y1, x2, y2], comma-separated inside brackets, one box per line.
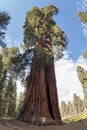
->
[19, 33, 62, 125]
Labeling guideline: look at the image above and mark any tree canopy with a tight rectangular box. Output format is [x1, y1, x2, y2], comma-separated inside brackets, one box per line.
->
[23, 5, 67, 58]
[13, 5, 67, 76]
[84, 50, 87, 59]
[77, 11, 87, 24]
[0, 11, 10, 47]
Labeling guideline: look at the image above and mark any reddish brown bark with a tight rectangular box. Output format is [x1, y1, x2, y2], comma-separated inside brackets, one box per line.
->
[19, 33, 62, 125]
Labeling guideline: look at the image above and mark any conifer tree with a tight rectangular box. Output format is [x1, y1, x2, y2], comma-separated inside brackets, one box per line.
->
[17, 5, 68, 125]
[0, 47, 19, 117]
[0, 11, 10, 47]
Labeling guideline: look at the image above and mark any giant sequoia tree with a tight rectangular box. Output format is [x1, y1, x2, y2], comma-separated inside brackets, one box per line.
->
[18, 5, 67, 125]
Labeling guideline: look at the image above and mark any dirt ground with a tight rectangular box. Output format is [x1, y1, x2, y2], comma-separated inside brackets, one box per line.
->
[0, 119, 87, 130]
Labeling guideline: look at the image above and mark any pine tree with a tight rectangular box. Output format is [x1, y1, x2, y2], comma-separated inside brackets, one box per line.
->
[0, 47, 20, 117]
[67, 101, 73, 116]
[0, 11, 10, 47]
[60, 101, 67, 118]
[72, 93, 83, 115]
[6, 79, 17, 117]
[0, 54, 7, 116]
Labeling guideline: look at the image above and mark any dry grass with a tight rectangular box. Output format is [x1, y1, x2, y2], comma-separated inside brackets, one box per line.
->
[63, 111, 87, 123]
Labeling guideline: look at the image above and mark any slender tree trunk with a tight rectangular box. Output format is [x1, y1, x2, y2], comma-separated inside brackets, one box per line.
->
[19, 33, 62, 125]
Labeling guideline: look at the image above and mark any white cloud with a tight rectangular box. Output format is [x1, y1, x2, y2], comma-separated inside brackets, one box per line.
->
[16, 51, 87, 105]
[55, 52, 87, 104]
[16, 80, 25, 96]
[5, 35, 20, 48]
[81, 23, 87, 38]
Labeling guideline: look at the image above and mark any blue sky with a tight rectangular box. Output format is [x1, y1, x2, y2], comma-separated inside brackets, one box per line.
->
[0, 0, 87, 103]
[0, 0, 87, 60]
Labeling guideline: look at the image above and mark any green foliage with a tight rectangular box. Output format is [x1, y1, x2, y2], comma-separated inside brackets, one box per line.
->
[0, 77, 17, 117]
[41, 5, 59, 15]
[77, 66, 87, 109]
[1, 78, 17, 117]
[77, 66, 84, 73]
[77, 10, 87, 109]
[77, 66, 87, 91]
[32, 47, 53, 66]
[0, 53, 6, 116]
[77, 11, 87, 24]
[0, 11, 11, 47]
[0, 11, 10, 29]
[1, 47, 19, 70]
[77, 11, 87, 60]
[23, 5, 59, 45]
[84, 50, 87, 59]
[6, 79, 17, 117]
[0, 47, 24, 81]
[0, 54, 3, 69]
[0, 47, 19, 117]
[11, 5, 68, 84]
[0, 54, 6, 91]
[0, 89, 6, 116]
[23, 5, 67, 63]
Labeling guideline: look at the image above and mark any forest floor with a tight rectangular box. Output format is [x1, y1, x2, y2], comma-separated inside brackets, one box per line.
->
[0, 118, 87, 130]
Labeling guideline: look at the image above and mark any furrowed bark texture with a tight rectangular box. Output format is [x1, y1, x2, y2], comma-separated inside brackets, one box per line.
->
[19, 33, 62, 125]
